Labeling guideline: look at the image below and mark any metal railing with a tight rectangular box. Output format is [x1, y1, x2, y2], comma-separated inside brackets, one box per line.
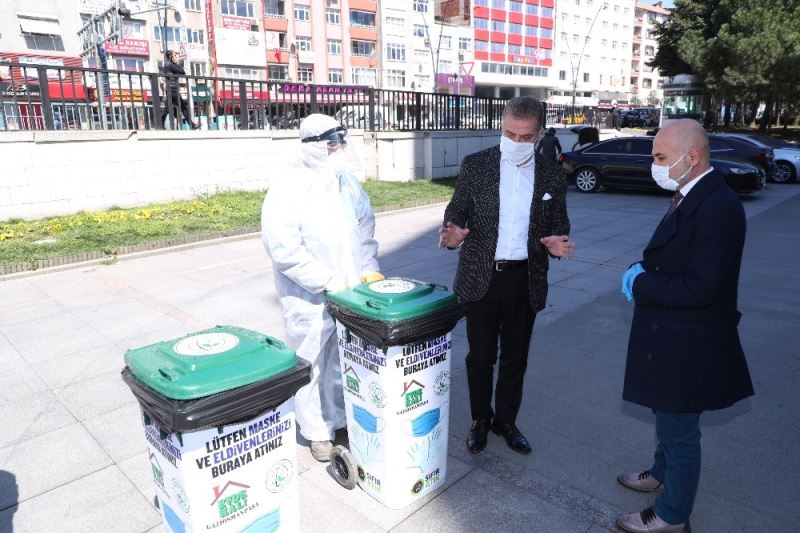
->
[1, 61, 592, 132]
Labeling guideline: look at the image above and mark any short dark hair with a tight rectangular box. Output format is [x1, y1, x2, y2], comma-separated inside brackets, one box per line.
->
[503, 96, 544, 128]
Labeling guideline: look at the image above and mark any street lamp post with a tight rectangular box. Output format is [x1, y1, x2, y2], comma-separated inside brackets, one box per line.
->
[567, 2, 608, 121]
[419, 12, 444, 92]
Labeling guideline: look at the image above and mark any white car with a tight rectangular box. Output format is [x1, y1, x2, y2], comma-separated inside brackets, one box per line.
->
[726, 133, 800, 183]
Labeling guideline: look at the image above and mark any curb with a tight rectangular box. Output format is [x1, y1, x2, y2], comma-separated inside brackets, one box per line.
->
[0, 200, 449, 280]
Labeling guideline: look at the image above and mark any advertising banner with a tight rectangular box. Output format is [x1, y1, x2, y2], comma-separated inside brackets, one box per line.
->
[215, 29, 266, 67]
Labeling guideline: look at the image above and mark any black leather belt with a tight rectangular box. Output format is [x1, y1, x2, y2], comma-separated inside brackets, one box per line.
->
[493, 259, 528, 271]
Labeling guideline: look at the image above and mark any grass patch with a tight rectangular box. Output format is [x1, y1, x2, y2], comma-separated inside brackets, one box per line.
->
[0, 178, 457, 268]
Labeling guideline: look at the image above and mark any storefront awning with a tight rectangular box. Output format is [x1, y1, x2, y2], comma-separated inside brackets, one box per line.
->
[17, 16, 60, 36]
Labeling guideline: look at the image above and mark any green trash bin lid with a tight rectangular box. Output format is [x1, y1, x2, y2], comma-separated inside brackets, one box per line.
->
[124, 325, 297, 400]
[325, 277, 457, 322]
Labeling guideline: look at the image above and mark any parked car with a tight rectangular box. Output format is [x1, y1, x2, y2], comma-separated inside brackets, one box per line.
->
[559, 136, 766, 195]
[621, 108, 658, 128]
[708, 134, 775, 181]
[723, 133, 799, 183]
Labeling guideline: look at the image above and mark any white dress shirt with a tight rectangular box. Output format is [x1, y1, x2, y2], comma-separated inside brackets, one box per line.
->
[495, 155, 535, 260]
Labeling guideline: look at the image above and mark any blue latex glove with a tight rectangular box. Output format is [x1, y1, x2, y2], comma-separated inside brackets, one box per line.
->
[621, 263, 645, 302]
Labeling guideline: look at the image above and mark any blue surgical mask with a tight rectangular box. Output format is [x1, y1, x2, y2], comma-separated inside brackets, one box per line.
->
[353, 404, 381, 433]
[162, 504, 186, 533]
[241, 508, 280, 533]
[406, 408, 440, 437]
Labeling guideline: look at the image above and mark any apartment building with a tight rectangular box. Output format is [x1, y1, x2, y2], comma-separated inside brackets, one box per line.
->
[379, 0, 474, 94]
[263, 0, 379, 86]
[548, 0, 636, 108]
[471, 0, 555, 99]
[630, 1, 669, 105]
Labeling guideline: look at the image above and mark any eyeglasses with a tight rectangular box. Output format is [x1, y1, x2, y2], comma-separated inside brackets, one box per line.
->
[301, 126, 348, 148]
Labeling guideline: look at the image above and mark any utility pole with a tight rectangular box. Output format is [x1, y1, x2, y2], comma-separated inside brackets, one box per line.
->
[567, 2, 608, 122]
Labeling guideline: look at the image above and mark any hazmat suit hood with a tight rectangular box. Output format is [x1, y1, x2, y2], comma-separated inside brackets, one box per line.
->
[298, 114, 350, 175]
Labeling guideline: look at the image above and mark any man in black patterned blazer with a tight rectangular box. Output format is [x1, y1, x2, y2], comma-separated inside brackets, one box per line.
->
[439, 96, 575, 454]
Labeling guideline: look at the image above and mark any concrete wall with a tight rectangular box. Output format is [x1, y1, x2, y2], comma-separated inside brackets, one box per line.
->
[0, 129, 498, 221]
[0, 127, 626, 220]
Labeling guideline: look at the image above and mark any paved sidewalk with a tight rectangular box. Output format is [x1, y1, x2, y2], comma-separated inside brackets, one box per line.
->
[1, 184, 799, 533]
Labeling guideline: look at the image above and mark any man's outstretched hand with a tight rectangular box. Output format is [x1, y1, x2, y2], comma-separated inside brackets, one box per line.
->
[438, 222, 470, 249]
[540, 235, 575, 260]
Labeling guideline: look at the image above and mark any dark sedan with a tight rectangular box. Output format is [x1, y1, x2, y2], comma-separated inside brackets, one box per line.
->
[709, 134, 775, 180]
[559, 136, 766, 195]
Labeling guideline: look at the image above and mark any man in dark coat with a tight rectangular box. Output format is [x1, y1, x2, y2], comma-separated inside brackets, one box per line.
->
[537, 127, 562, 162]
[161, 50, 199, 129]
[438, 96, 575, 455]
[616, 119, 754, 533]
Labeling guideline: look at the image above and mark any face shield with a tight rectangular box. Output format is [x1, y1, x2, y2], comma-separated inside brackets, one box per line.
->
[297, 114, 358, 177]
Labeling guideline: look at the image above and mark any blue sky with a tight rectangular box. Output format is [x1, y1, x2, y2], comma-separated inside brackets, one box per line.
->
[662, 0, 676, 7]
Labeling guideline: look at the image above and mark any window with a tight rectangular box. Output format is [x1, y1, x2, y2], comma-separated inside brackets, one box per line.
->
[560, 32, 567, 41]
[297, 65, 313, 82]
[185, 0, 202, 10]
[540, 7, 553, 17]
[526, 4, 538, 15]
[351, 40, 376, 56]
[350, 10, 375, 27]
[559, 70, 566, 80]
[190, 62, 206, 76]
[385, 69, 406, 88]
[114, 58, 145, 72]
[475, 18, 488, 30]
[295, 4, 310, 21]
[440, 36, 451, 49]
[645, 45, 655, 56]
[491, 20, 505, 32]
[296, 36, 311, 51]
[614, 4, 620, 13]
[385, 16, 404, 33]
[154, 26, 182, 43]
[277, 32, 288, 49]
[24, 33, 65, 52]
[439, 59, 454, 73]
[413, 1, 428, 13]
[622, 41, 628, 49]
[221, 0, 254, 18]
[413, 24, 426, 37]
[459, 38, 471, 51]
[601, 39, 608, 47]
[508, 44, 521, 55]
[490, 42, 504, 53]
[492, 0, 504, 7]
[613, 23, 619, 31]
[353, 67, 377, 86]
[329, 68, 343, 83]
[572, 34, 579, 44]
[526, 26, 537, 36]
[186, 29, 204, 44]
[225, 67, 259, 79]
[643, 78, 653, 88]
[602, 21, 609, 29]
[121, 20, 144, 38]
[509, 23, 522, 34]
[385, 43, 406, 61]
[510, 1, 522, 12]
[327, 39, 341, 54]
[583, 72, 589, 82]
[268, 64, 288, 80]
[325, 8, 340, 24]
[612, 40, 617, 49]
[415, 74, 431, 87]
[475, 0, 489, 6]
[264, 0, 285, 17]
[474, 40, 488, 52]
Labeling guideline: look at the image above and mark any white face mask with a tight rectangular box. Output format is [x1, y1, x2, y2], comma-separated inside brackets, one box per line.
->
[328, 150, 348, 175]
[651, 153, 691, 191]
[500, 135, 535, 165]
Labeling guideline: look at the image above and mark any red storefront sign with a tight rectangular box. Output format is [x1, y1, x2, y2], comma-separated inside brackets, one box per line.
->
[105, 39, 150, 57]
[219, 87, 270, 101]
[222, 15, 252, 30]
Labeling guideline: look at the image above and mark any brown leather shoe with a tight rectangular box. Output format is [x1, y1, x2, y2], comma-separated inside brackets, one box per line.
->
[616, 507, 690, 533]
[617, 470, 663, 493]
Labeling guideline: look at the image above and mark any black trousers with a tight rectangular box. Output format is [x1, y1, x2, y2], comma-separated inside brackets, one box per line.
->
[162, 90, 193, 128]
[465, 266, 535, 425]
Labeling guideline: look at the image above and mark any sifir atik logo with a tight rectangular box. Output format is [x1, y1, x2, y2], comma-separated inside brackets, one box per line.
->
[210, 481, 250, 519]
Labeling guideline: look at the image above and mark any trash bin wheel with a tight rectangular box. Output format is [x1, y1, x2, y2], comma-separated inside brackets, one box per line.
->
[330, 445, 358, 490]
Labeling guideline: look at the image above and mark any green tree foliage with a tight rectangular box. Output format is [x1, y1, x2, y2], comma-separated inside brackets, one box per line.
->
[648, 0, 800, 126]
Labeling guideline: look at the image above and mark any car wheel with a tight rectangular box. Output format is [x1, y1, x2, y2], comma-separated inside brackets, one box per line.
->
[772, 161, 796, 183]
[575, 167, 600, 192]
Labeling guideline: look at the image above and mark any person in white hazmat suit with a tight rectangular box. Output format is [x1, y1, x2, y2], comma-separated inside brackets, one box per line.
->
[261, 113, 384, 462]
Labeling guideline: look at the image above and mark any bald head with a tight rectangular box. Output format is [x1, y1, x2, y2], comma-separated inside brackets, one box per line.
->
[652, 119, 711, 188]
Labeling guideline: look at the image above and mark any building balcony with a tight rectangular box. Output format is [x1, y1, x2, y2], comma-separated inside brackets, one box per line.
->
[634, 18, 643, 26]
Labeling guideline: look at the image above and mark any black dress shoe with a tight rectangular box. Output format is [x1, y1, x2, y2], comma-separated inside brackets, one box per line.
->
[491, 421, 532, 454]
[466, 419, 491, 454]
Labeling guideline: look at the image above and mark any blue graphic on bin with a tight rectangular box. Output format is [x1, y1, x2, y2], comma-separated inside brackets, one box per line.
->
[352, 404, 384, 433]
[240, 507, 281, 533]
[162, 503, 186, 533]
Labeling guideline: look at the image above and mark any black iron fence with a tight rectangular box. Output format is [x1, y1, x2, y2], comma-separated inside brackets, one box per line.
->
[1, 61, 590, 133]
